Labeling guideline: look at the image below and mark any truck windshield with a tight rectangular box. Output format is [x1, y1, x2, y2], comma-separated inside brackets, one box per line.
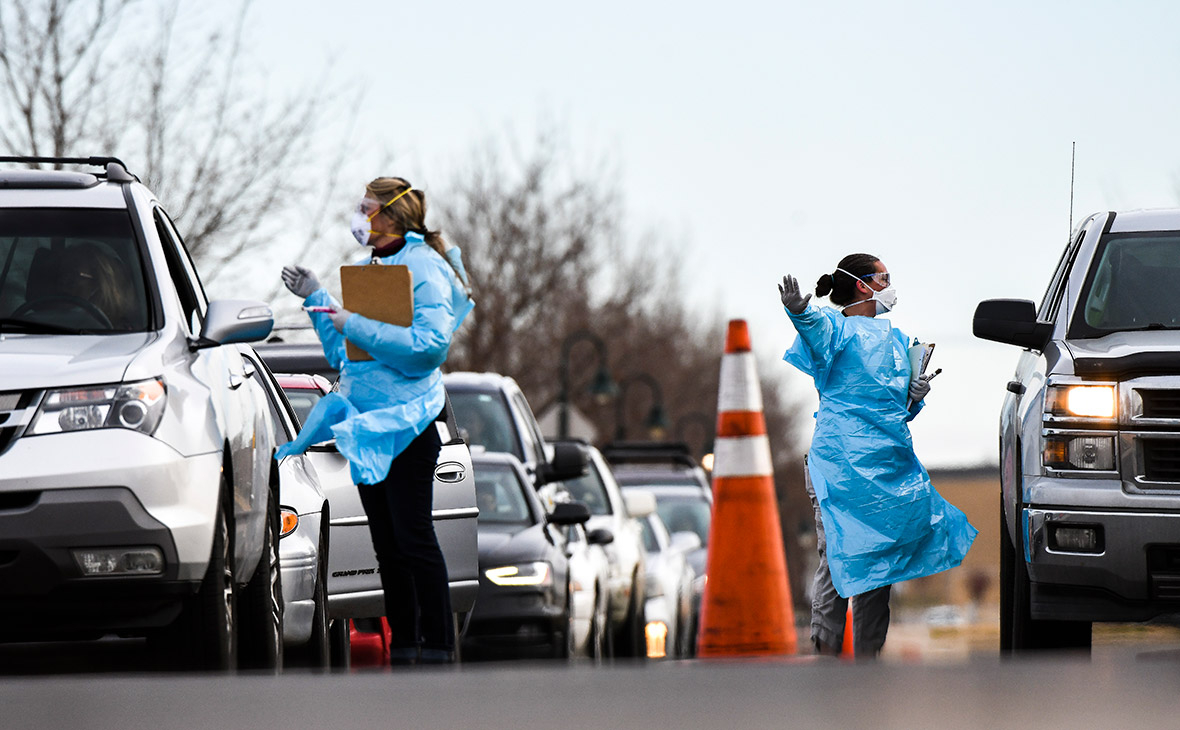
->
[1074, 233, 1180, 336]
[0, 209, 151, 333]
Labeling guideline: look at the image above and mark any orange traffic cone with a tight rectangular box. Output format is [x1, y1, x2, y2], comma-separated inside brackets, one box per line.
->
[842, 604, 854, 656]
[697, 320, 797, 657]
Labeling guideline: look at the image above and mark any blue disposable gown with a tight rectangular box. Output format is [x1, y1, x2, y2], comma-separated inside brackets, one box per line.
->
[276, 232, 474, 485]
[783, 303, 976, 597]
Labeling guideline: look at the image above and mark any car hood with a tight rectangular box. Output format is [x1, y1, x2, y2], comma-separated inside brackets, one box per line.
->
[477, 523, 549, 566]
[0, 332, 154, 389]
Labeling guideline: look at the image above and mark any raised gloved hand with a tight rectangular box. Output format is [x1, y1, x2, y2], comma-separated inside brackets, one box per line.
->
[778, 274, 812, 314]
[328, 307, 352, 333]
[908, 375, 932, 404]
[281, 265, 320, 299]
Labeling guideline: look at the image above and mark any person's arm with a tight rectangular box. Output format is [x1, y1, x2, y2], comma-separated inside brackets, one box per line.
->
[303, 289, 348, 371]
[341, 263, 454, 376]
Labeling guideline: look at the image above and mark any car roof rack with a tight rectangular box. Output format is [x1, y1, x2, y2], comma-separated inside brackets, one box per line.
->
[600, 441, 700, 468]
[0, 156, 137, 182]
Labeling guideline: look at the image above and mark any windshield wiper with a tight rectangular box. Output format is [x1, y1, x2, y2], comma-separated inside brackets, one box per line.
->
[0, 317, 86, 335]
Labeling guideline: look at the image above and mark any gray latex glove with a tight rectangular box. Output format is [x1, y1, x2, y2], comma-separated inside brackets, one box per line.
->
[328, 307, 352, 333]
[908, 375, 932, 404]
[281, 265, 320, 299]
[778, 274, 812, 314]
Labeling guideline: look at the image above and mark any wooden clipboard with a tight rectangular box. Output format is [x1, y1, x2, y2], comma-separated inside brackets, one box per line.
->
[340, 264, 413, 361]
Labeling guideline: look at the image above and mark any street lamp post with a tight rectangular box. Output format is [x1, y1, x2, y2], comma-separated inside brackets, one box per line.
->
[675, 411, 715, 458]
[614, 373, 668, 441]
[558, 329, 617, 440]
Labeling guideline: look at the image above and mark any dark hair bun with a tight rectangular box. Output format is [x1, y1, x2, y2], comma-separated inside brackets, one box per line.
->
[815, 273, 835, 298]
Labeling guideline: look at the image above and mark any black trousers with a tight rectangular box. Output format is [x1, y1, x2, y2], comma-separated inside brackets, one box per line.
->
[357, 420, 454, 653]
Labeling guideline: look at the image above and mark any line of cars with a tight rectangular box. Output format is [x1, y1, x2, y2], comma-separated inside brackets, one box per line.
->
[0, 156, 713, 671]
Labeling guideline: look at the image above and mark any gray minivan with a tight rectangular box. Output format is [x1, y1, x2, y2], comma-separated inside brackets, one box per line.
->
[0, 157, 280, 670]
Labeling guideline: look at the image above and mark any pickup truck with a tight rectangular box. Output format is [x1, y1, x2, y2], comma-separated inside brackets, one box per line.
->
[975, 207, 1180, 652]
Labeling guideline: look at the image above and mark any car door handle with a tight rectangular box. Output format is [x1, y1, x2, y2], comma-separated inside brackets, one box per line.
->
[435, 461, 465, 483]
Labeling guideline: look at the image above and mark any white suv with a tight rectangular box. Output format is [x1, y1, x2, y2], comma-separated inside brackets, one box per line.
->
[0, 157, 281, 670]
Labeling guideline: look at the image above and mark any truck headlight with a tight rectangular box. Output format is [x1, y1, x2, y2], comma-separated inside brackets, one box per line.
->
[1043, 434, 1116, 471]
[485, 562, 551, 587]
[1045, 385, 1115, 419]
[29, 378, 166, 436]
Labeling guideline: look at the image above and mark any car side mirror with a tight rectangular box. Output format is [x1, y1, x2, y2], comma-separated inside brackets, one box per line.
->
[670, 530, 702, 553]
[547, 500, 592, 526]
[536, 441, 587, 486]
[192, 300, 274, 349]
[587, 527, 615, 546]
[623, 489, 656, 518]
[973, 298, 1053, 351]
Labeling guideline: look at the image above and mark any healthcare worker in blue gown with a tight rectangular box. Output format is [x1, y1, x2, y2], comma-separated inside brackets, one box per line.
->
[278, 177, 473, 665]
[779, 253, 976, 658]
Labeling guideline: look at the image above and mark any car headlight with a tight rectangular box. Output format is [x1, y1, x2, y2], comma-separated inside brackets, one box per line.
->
[29, 378, 166, 436]
[1045, 384, 1116, 419]
[1043, 433, 1116, 471]
[485, 561, 552, 587]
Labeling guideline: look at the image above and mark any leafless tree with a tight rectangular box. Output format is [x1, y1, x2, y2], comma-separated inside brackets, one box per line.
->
[439, 130, 812, 610]
[0, 0, 351, 289]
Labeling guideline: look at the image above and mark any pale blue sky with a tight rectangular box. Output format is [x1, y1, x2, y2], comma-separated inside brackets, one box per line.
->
[230, 0, 1180, 466]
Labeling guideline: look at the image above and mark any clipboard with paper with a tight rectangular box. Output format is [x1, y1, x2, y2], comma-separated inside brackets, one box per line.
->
[906, 340, 936, 410]
[340, 264, 413, 361]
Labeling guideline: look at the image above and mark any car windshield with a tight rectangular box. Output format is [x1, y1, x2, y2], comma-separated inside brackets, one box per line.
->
[474, 462, 533, 525]
[560, 460, 612, 515]
[449, 390, 522, 459]
[651, 494, 711, 547]
[1075, 233, 1180, 335]
[0, 209, 151, 333]
[281, 385, 323, 427]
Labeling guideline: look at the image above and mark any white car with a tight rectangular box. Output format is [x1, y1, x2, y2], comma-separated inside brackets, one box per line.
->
[639, 513, 699, 659]
[0, 157, 280, 671]
[246, 363, 333, 669]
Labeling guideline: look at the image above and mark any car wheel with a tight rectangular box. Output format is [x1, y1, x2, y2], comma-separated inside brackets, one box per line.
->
[615, 574, 646, 660]
[162, 480, 237, 671]
[551, 583, 574, 660]
[328, 616, 351, 670]
[589, 588, 607, 663]
[286, 528, 330, 670]
[240, 491, 284, 671]
[1006, 498, 1092, 653]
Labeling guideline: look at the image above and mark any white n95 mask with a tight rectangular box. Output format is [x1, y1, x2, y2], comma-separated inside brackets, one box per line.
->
[872, 285, 898, 314]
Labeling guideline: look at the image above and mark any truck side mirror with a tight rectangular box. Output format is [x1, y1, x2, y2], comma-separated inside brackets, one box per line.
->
[973, 299, 1053, 351]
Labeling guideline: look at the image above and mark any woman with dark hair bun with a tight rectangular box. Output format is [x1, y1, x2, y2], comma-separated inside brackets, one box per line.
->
[778, 256, 976, 658]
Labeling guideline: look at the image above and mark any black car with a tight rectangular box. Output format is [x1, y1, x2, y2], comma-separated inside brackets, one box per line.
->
[464, 451, 601, 659]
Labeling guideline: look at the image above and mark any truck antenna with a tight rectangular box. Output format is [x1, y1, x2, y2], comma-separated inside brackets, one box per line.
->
[1068, 141, 1076, 241]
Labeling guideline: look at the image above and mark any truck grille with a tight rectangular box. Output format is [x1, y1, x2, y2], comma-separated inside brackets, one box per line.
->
[1140, 390, 1180, 419]
[1141, 439, 1180, 482]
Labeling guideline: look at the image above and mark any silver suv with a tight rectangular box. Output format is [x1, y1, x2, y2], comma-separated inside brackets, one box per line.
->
[975, 207, 1180, 652]
[0, 157, 280, 670]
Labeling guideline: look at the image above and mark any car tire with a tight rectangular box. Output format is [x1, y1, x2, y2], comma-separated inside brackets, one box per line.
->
[286, 527, 330, 670]
[1004, 498, 1092, 653]
[551, 584, 574, 660]
[163, 479, 237, 671]
[328, 617, 351, 670]
[239, 490, 284, 671]
[588, 587, 608, 663]
[615, 574, 646, 660]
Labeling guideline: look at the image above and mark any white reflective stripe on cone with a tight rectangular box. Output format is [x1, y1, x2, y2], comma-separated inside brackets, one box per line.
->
[717, 352, 763, 413]
[711, 435, 774, 478]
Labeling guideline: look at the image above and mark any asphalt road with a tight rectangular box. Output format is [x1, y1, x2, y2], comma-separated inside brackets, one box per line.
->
[2, 641, 1179, 730]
